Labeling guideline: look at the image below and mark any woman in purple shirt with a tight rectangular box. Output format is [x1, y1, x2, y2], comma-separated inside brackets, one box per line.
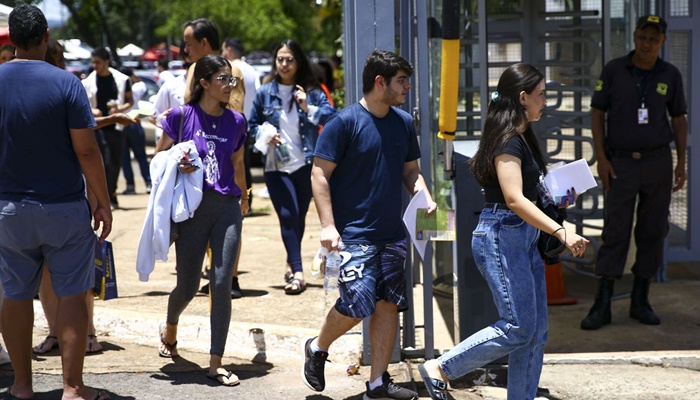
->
[155, 55, 248, 387]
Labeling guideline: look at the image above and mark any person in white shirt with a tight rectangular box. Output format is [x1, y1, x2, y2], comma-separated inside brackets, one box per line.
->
[156, 60, 176, 86]
[222, 37, 258, 209]
[220, 37, 260, 298]
[152, 42, 191, 144]
[222, 38, 260, 118]
[120, 67, 152, 194]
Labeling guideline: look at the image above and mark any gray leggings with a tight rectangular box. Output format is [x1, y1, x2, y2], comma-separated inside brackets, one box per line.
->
[167, 190, 242, 357]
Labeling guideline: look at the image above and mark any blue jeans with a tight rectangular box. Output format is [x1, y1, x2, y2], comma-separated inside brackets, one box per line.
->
[437, 207, 548, 399]
[122, 123, 151, 187]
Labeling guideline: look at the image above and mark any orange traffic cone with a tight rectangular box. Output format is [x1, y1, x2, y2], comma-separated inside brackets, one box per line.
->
[544, 260, 577, 305]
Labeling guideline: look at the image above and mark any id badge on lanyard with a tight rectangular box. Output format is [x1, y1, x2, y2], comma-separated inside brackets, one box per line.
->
[638, 102, 649, 125]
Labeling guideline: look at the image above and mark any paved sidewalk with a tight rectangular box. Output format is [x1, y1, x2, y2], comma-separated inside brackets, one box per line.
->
[1, 166, 699, 399]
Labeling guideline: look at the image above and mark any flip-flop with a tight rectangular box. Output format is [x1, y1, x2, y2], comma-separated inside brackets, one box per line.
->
[206, 369, 240, 386]
[158, 324, 179, 358]
[2, 386, 35, 400]
[284, 278, 306, 295]
[418, 364, 448, 400]
[33, 335, 59, 354]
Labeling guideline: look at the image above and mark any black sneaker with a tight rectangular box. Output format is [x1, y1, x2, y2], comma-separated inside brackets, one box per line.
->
[301, 337, 328, 392]
[363, 371, 418, 400]
[231, 277, 243, 299]
[122, 185, 136, 195]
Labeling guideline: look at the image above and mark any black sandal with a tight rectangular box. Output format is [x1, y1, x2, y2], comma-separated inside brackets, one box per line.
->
[158, 325, 179, 358]
[33, 335, 59, 354]
[284, 278, 306, 295]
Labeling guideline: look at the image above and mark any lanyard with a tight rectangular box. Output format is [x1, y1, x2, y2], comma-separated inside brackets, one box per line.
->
[632, 67, 655, 108]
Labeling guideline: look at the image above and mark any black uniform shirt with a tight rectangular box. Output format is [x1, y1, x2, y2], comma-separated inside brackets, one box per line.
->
[590, 51, 687, 151]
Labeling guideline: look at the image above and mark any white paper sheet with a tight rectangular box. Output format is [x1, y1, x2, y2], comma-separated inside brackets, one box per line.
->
[402, 189, 429, 260]
[544, 158, 598, 197]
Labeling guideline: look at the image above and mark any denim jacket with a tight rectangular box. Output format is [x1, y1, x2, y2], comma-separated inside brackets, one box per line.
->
[249, 80, 335, 165]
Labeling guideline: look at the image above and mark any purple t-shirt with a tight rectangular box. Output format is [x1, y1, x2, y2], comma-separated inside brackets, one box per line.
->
[162, 103, 247, 196]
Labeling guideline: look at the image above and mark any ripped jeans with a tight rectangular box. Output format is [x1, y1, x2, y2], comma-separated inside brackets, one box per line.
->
[437, 207, 548, 400]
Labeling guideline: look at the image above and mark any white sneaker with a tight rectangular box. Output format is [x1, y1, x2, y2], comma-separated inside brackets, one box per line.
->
[0, 344, 11, 365]
[257, 187, 270, 199]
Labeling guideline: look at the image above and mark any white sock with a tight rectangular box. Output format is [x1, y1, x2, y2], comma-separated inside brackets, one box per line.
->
[368, 375, 384, 390]
[309, 338, 327, 354]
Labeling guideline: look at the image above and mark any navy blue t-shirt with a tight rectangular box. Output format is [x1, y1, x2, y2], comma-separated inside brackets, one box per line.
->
[0, 61, 96, 203]
[314, 103, 421, 244]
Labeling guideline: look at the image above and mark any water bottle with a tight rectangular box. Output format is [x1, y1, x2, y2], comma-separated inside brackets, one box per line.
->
[323, 250, 341, 290]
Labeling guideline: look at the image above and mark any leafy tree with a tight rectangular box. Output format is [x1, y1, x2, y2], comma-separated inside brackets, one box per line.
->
[8, 0, 341, 65]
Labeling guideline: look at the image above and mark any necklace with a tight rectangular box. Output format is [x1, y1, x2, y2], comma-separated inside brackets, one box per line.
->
[199, 107, 223, 134]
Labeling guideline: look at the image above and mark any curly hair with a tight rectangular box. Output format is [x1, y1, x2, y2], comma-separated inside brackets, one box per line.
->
[8, 5, 48, 51]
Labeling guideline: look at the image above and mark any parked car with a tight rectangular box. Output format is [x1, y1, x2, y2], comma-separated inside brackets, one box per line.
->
[134, 70, 160, 102]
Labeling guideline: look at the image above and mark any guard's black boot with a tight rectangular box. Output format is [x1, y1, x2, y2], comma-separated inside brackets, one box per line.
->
[629, 276, 661, 325]
[580, 278, 614, 330]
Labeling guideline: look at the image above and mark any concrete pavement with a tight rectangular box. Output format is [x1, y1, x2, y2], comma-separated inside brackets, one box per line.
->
[1, 165, 699, 399]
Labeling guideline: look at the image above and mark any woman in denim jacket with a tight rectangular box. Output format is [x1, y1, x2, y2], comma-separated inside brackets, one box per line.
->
[249, 39, 335, 294]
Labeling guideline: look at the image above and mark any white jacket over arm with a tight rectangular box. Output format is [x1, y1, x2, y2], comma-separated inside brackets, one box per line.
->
[136, 141, 203, 281]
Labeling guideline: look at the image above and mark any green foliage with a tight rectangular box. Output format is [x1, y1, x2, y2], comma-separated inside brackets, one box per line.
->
[45, 0, 342, 63]
[157, 0, 296, 52]
[330, 88, 345, 109]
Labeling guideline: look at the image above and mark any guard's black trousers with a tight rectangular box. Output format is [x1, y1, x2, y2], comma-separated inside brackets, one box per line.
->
[596, 146, 673, 279]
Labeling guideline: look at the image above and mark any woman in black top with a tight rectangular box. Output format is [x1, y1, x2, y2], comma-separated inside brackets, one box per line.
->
[418, 64, 588, 400]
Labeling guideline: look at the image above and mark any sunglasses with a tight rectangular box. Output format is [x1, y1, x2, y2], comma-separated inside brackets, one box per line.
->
[215, 75, 239, 87]
[276, 56, 295, 65]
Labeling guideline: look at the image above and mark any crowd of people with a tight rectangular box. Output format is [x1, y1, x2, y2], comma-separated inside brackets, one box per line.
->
[0, 5, 687, 400]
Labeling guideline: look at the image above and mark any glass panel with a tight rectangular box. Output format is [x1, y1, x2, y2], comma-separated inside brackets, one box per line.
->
[670, 0, 691, 17]
[666, 30, 690, 248]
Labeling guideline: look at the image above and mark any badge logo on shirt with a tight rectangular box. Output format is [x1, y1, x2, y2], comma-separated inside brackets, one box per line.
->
[595, 80, 603, 92]
[656, 82, 668, 96]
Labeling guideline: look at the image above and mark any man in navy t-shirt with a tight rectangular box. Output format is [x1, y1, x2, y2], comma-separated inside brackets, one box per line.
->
[0, 5, 111, 400]
[302, 50, 436, 400]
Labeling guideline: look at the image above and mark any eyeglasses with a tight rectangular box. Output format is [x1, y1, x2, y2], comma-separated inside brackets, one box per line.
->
[215, 75, 239, 87]
[276, 56, 295, 65]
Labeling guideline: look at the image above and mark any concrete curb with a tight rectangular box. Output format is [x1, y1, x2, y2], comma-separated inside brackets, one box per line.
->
[545, 351, 700, 371]
[34, 302, 364, 366]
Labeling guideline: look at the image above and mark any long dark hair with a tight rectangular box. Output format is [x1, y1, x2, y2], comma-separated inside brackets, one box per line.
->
[469, 63, 547, 186]
[188, 54, 230, 108]
[266, 39, 319, 91]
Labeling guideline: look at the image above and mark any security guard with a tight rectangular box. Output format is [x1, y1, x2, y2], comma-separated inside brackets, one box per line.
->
[582, 15, 688, 330]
